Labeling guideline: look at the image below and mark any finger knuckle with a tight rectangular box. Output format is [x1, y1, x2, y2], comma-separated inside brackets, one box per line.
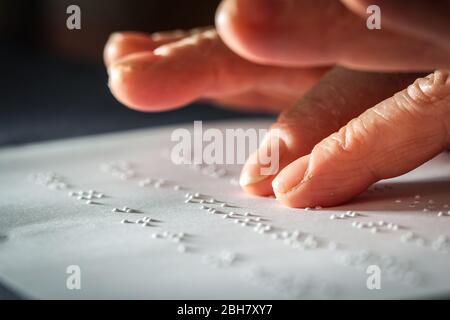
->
[405, 70, 450, 104]
[314, 117, 369, 157]
[398, 70, 450, 145]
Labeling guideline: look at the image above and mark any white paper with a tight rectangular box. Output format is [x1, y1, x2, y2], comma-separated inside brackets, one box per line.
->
[0, 120, 449, 299]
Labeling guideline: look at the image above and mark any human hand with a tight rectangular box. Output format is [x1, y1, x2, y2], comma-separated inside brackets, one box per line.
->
[105, 0, 450, 207]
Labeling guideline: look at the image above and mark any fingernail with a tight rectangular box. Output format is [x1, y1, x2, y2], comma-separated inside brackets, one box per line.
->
[239, 170, 269, 186]
[272, 155, 310, 194]
[239, 130, 285, 187]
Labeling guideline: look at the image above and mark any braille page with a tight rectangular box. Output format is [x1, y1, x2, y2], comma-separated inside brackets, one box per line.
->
[0, 120, 449, 299]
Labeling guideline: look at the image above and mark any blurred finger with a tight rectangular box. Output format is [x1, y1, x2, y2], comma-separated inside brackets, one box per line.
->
[341, 0, 450, 50]
[104, 28, 213, 66]
[216, 0, 450, 70]
[107, 29, 325, 111]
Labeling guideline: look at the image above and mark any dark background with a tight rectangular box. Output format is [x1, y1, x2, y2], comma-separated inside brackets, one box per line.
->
[0, 0, 271, 147]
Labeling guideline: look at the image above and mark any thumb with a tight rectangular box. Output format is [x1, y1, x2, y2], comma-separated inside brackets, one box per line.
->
[272, 70, 450, 207]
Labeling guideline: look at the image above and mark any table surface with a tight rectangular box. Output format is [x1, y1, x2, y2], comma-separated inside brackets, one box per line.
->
[0, 43, 270, 299]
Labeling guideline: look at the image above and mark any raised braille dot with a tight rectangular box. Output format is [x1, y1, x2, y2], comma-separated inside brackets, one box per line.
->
[423, 208, 429, 212]
[292, 230, 301, 237]
[281, 231, 290, 238]
[112, 208, 121, 213]
[401, 232, 414, 243]
[143, 222, 152, 227]
[121, 219, 132, 224]
[86, 200, 93, 205]
[177, 244, 187, 253]
[223, 214, 229, 219]
[414, 195, 421, 199]
[328, 242, 338, 250]
[221, 203, 227, 208]
[330, 214, 336, 220]
[416, 238, 425, 247]
[395, 199, 402, 203]
[378, 221, 385, 226]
